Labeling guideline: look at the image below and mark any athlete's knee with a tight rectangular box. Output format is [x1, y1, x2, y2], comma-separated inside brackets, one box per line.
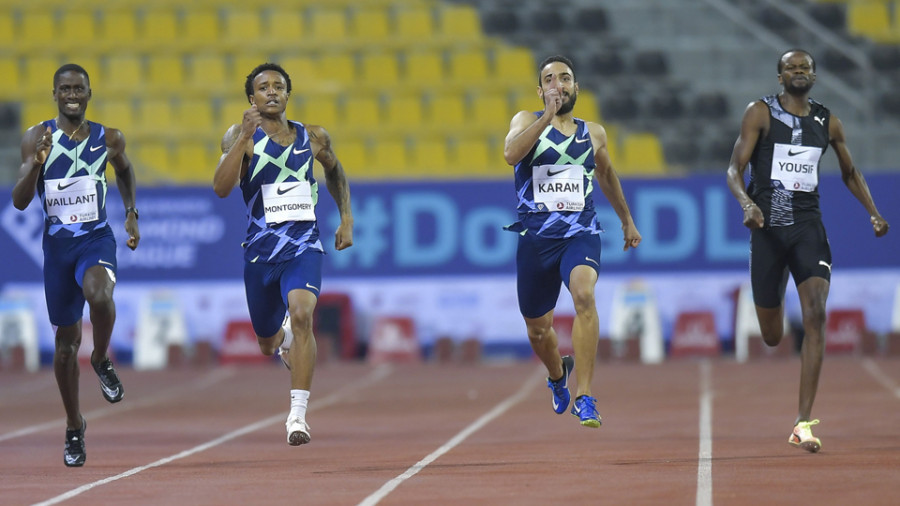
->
[257, 337, 278, 356]
[570, 288, 596, 316]
[526, 322, 553, 344]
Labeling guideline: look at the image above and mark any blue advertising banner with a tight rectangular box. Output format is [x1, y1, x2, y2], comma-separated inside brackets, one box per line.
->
[1, 173, 897, 284]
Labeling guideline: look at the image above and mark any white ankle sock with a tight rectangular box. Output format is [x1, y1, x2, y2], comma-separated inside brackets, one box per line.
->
[281, 315, 294, 351]
[290, 389, 309, 420]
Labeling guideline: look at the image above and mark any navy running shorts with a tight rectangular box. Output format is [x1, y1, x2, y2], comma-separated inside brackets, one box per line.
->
[42, 227, 117, 327]
[243, 249, 323, 338]
[750, 219, 832, 308]
[516, 231, 602, 319]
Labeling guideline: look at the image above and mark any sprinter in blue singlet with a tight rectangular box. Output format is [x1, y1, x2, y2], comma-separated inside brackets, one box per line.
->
[214, 63, 354, 447]
[504, 55, 641, 428]
[12, 63, 140, 467]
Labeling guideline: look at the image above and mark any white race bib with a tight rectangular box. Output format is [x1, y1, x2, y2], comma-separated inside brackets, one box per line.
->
[771, 143, 822, 192]
[533, 165, 584, 212]
[261, 181, 315, 224]
[44, 176, 99, 224]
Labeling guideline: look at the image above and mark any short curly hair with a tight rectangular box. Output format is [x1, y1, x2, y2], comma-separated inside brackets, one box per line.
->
[537, 55, 576, 85]
[244, 63, 292, 103]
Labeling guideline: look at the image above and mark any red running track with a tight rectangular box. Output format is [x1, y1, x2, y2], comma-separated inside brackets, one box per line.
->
[1, 356, 898, 505]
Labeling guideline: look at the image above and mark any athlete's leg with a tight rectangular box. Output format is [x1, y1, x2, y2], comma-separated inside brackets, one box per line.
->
[54, 322, 84, 430]
[755, 304, 786, 347]
[568, 265, 599, 398]
[285, 288, 317, 390]
[82, 265, 116, 365]
[524, 310, 564, 380]
[795, 277, 829, 423]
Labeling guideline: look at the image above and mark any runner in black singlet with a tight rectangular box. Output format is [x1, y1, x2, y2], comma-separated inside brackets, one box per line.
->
[726, 49, 889, 453]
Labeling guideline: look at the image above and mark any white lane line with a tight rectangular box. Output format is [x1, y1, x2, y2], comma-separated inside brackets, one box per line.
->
[696, 359, 713, 506]
[357, 365, 544, 506]
[31, 364, 392, 506]
[862, 358, 900, 400]
[0, 367, 236, 443]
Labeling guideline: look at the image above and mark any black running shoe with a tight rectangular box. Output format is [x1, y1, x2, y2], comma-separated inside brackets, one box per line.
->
[64, 417, 86, 467]
[92, 358, 124, 403]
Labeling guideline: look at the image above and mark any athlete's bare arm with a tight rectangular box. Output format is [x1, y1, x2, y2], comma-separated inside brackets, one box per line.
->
[586, 122, 640, 250]
[106, 127, 140, 250]
[214, 105, 260, 198]
[308, 124, 353, 251]
[727, 100, 770, 229]
[828, 114, 889, 237]
[503, 89, 561, 166]
[11, 125, 51, 210]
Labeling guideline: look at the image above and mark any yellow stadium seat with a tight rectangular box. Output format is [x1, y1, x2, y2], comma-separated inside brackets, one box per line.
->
[453, 136, 492, 174]
[576, 90, 601, 123]
[309, 8, 347, 42]
[513, 92, 541, 116]
[350, 7, 390, 42]
[132, 140, 171, 180]
[360, 51, 400, 87]
[222, 9, 262, 46]
[620, 133, 666, 174]
[404, 51, 445, 87]
[59, 10, 97, 46]
[0, 59, 18, 100]
[94, 99, 136, 134]
[183, 9, 219, 46]
[495, 46, 535, 86]
[268, 10, 305, 42]
[220, 97, 251, 131]
[384, 93, 424, 128]
[302, 94, 339, 126]
[428, 92, 466, 127]
[603, 124, 620, 166]
[188, 54, 229, 94]
[135, 97, 175, 136]
[437, 4, 482, 40]
[449, 48, 489, 83]
[140, 9, 178, 46]
[103, 54, 143, 94]
[315, 53, 356, 87]
[847, 1, 893, 40]
[371, 138, 408, 173]
[0, 10, 14, 47]
[146, 54, 185, 92]
[232, 53, 270, 82]
[172, 142, 215, 183]
[278, 55, 315, 81]
[334, 137, 367, 175]
[176, 100, 216, 132]
[470, 93, 510, 132]
[409, 137, 449, 174]
[18, 10, 55, 52]
[23, 55, 60, 91]
[21, 100, 56, 130]
[396, 6, 434, 40]
[342, 95, 381, 129]
[98, 9, 138, 49]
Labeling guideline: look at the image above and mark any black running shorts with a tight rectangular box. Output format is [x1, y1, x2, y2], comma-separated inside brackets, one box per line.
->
[749, 219, 832, 308]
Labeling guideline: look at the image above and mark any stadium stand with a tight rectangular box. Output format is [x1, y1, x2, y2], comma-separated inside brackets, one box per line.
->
[3, 0, 899, 184]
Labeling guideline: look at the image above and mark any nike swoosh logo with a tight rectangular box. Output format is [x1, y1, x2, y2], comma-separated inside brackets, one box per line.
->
[98, 260, 114, 267]
[546, 168, 567, 177]
[573, 135, 589, 144]
[57, 181, 79, 190]
[292, 148, 309, 155]
[90, 145, 103, 152]
[552, 397, 560, 411]
[585, 256, 599, 266]
[277, 184, 300, 195]
[787, 149, 808, 156]
[100, 384, 119, 398]
[305, 282, 320, 293]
